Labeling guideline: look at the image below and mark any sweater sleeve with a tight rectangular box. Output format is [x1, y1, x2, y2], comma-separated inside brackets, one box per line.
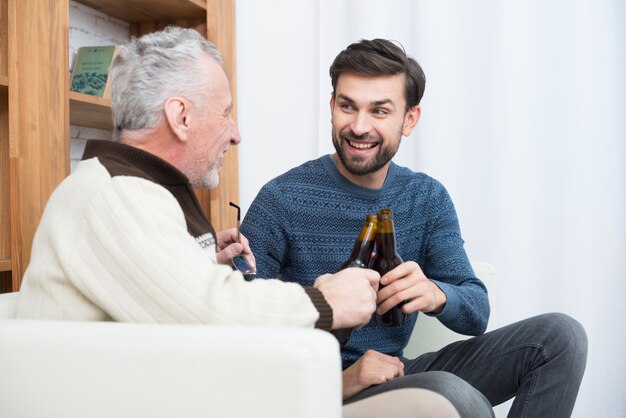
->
[61, 175, 322, 327]
[422, 180, 490, 336]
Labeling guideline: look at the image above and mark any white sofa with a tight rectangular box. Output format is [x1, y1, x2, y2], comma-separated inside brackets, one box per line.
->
[0, 292, 342, 418]
[0, 262, 494, 418]
[405, 261, 497, 357]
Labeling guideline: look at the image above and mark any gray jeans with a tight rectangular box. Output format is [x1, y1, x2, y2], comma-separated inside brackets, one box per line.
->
[344, 313, 588, 418]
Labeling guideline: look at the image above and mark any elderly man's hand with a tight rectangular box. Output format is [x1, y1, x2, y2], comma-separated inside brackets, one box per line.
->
[314, 268, 379, 329]
[215, 228, 256, 273]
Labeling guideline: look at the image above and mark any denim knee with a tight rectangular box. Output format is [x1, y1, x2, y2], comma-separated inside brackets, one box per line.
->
[536, 313, 588, 361]
[540, 313, 588, 378]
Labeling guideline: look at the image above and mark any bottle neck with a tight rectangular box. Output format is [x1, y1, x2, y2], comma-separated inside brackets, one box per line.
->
[344, 219, 377, 268]
[348, 238, 376, 267]
[376, 219, 397, 255]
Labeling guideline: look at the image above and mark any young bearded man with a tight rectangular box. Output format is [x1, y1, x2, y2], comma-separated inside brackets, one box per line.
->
[241, 38, 588, 417]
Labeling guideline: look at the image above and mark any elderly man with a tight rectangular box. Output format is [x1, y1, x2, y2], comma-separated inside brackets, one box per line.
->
[17, 27, 378, 334]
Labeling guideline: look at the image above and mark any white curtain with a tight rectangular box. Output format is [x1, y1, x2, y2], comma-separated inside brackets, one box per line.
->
[236, 1, 626, 416]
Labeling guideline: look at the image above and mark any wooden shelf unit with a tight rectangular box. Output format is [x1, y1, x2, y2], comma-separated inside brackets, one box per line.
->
[1, 71, 7, 294]
[75, 0, 207, 22]
[69, 92, 112, 130]
[0, 258, 10, 272]
[0, 0, 239, 292]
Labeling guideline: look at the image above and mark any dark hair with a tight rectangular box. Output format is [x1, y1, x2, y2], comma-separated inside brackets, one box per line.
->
[329, 39, 426, 109]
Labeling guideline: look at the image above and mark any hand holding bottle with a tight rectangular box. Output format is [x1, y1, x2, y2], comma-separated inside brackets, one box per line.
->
[376, 261, 447, 315]
[314, 268, 380, 330]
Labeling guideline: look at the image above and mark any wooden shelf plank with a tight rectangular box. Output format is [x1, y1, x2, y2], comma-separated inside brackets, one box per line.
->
[0, 258, 11, 272]
[0, 74, 7, 93]
[74, 0, 206, 23]
[69, 91, 113, 131]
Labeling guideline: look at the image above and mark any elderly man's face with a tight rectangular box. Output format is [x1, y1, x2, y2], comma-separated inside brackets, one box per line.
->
[187, 55, 241, 189]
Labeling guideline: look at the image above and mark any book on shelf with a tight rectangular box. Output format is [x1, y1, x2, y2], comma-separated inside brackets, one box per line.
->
[70, 45, 120, 98]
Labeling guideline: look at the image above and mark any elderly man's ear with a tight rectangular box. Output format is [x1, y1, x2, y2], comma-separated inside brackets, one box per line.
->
[164, 97, 191, 142]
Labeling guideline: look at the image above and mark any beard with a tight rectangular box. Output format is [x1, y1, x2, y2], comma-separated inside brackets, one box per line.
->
[332, 129, 401, 176]
[189, 162, 220, 189]
[201, 163, 220, 189]
[200, 167, 220, 189]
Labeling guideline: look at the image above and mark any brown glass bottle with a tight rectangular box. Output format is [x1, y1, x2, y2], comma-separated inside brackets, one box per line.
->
[340, 214, 378, 270]
[333, 214, 378, 345]
[370, 208, 405, 327]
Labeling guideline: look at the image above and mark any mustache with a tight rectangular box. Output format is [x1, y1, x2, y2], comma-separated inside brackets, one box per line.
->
[339, 131, 379, 142]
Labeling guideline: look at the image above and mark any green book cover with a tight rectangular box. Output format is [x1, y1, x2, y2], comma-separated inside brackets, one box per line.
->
[70, 46, 118, 97]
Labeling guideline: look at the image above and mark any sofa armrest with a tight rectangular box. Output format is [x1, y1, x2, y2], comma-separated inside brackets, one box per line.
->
[0, 292, 19, 319]
[0, 320, 342, 418]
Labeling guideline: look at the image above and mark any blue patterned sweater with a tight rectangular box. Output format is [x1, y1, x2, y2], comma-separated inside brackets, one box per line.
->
[241, 155, 489, 369]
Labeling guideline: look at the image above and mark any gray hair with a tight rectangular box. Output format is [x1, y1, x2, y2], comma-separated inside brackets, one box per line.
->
[108, 26, 222, 139]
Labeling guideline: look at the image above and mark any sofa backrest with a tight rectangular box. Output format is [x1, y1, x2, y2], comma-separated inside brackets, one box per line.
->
[0, 292, 19, 319]
[404, 261, 496, 358]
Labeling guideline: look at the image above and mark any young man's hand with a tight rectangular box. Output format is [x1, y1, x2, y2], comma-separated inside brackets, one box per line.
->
[342, 350, 405, 400]
[376, 261, 446, 315]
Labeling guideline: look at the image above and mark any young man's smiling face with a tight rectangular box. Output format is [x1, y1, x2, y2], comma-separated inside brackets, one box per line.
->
[330, 72, 420, 188]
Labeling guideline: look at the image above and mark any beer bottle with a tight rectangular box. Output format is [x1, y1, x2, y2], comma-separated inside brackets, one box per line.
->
[340, 214, 378, 269]
[370, 208, 405, 327]
[333, 214, 378, 344]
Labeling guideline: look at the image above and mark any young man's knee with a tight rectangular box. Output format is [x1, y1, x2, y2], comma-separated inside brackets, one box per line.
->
[537, 313, 588, 359]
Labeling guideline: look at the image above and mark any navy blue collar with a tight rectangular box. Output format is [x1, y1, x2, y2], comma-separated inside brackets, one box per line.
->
[321, 154, 398, 199]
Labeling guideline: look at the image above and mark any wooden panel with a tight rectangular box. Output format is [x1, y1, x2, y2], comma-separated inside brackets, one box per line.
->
[70, 91, 113, 130]
[0, 88, 9, 267]
[0, 0, 8, 291]
[130, 18, 206, 38]
[8, 0, 70, 290]
[205, 0, 238, 231]
[0, 0, 7, 78]
[75, 0, 206, 23]
[126, 16, 207, 159]
[0, 271, 11, 293]
[0, 257, 10, 271]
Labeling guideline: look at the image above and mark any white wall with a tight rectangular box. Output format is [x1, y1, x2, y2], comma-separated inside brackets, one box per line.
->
[236, 1, 626, 417]
[236, 1, 321, 214]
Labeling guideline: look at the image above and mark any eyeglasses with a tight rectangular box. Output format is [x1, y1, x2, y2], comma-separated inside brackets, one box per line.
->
[229, 202, 256, 277]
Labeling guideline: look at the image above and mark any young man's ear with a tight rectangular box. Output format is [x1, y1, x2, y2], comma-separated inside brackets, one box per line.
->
[402, 105, 421, 137]
[329, 93, 337, 124]
[164, 97, 191, 142]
